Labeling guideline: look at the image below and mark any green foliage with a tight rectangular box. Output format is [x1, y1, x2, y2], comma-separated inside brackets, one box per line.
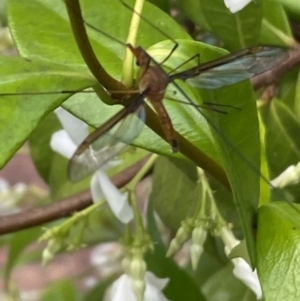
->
[150, 157, 200, 229]
[146, 201, 206, 301]
[1, 0, 300, 300]
[257, 202, 300, 299]
[4, 227, 41, 284]
[40, 280, 82, 301]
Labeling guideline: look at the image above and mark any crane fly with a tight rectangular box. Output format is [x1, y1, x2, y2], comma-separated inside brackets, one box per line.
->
[2, 0, 289, 184]
[60, 0, 289, 182]
[67, 43, 288, 182]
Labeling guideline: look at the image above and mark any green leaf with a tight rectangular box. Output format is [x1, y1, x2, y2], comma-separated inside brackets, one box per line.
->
[41, 279, 82, 301]
[271, 0, 300, 22]
[28, 109, 93, 198]
[260, 99, 300, 200]
[8, 0, 190, 72]
[147, 0, 170, 13]
[29, 113, 61, 183]
[209, 177, 239, 227]
[294, 70, 300, 121]
[176, 0, 211, 32]
[261, 99, 300, 176]
[271, 100, 300, 156]
[8, 0, 119, 74]
[202, 263, 257, 301]
[257, 202, 300, 301]
[228, 239, 251, 265]
[260, 1, 293, 45]
[200, 0, 263, 50]
[4, 227, 41, 284]
[200, 82, 260, 267]
[193, 235, 227, 284]
[63, 93, 123, 128]
[278, 69, 298, 116]
[0, 57, 95, 168]
[150, 157, 200, 229]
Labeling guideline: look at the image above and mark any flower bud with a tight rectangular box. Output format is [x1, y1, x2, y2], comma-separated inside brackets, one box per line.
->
[122, 256, 132, 276]
[130, 255, 147, 281]
[166, 222, 192, 257]
[190, 227, 207, 270]
[129, 251, 147, 301]
[131, 278, 146, 301]
[271, 162, 300, 188]
[42, 237, 63, 265]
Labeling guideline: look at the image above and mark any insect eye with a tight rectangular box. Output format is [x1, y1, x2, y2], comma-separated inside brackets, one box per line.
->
[135, 60, 140, 66]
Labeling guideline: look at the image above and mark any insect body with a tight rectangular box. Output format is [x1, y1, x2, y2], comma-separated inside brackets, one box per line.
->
[68, 43, 288, 182]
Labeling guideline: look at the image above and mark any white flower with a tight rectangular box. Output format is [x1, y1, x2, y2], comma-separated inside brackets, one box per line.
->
[50, 107, 133, 223]
[51, 129, 77, 159]
[91, 169, 132, 223]
[105, 272, 170, 301]
[0, 178, 26, 215]
[219, 226, 263, 300]
[271, 162, 300, 188]
[224, 0, 252, 13]
[90, 242, 122, 277]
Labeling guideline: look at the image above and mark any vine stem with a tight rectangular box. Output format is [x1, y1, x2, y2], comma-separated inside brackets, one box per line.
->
[126, 154, 158, 240]
[64, 0, 126, 93]
[40, 201, 105, 240]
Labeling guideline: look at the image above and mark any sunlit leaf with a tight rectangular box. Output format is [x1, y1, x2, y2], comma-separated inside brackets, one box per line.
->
[257, 202, 300, 301]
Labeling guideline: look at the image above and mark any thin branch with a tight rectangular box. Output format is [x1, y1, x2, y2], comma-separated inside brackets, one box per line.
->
[260, 84, 276, 102]
[0, 156, 149, 235]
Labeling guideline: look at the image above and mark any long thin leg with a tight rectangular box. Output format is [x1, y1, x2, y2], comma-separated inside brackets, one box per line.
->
[168, 53, 200, 75]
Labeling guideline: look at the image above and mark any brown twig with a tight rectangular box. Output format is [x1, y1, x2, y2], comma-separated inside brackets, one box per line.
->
[252, 44, 300, 90]
[0, 156, 149, 235]
[260, 84, 276, 102]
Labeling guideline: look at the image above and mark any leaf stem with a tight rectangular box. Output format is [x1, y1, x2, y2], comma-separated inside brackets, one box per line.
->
[122, 0, 145, 87]
[128, 153, 158, 188]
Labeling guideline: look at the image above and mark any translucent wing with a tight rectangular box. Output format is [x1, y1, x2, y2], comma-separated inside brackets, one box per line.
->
[171, 46, 288, 89]
[68, 99, 145, 182]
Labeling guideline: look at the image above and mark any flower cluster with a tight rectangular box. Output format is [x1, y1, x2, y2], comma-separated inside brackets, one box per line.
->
[51, 108, 170, 301]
